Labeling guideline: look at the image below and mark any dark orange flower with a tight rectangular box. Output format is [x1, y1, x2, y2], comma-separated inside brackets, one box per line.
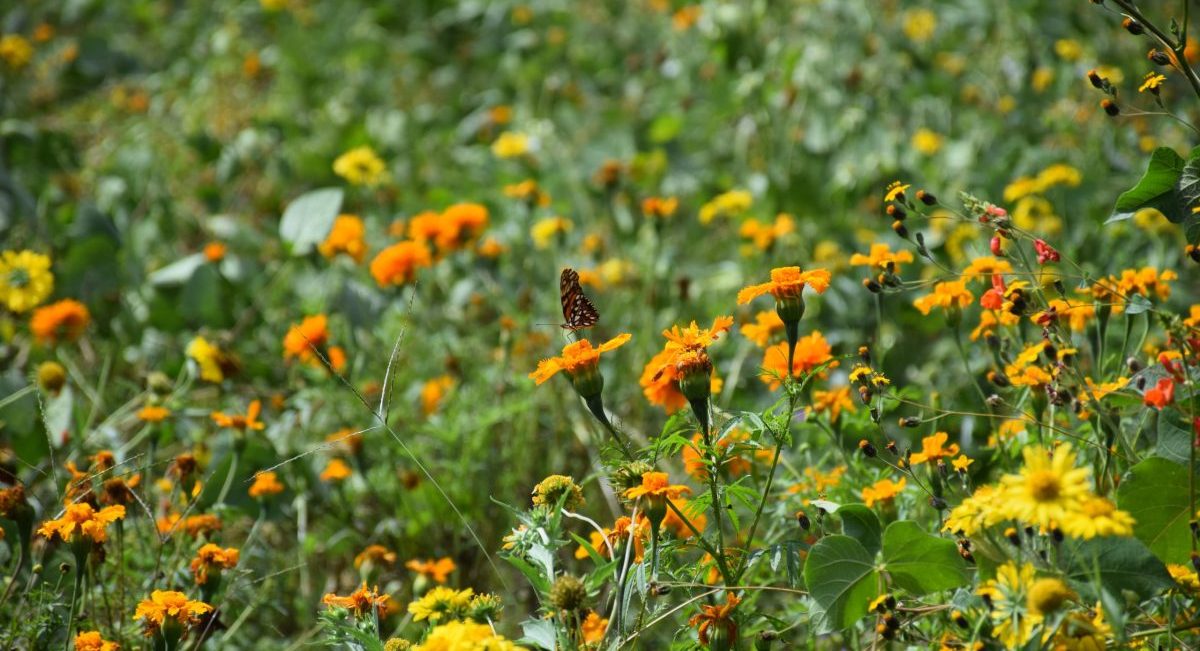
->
[688, 593, 741, 646]
[211, 400, 264, 431]
[369, 240, 433, 287]
[737, 267, 831, 305]
[406, 557, 456, 584]
[321, 583, 392, 619]
[30, 299, 90, 344]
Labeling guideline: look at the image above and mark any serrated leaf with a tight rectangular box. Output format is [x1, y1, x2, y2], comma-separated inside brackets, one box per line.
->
[837, 504, 882, 558]
[1117, 457, 1192, 564]
[881, 521, 969, 596]
[803, 535, 879, 632]
[1063, 536, 1174, 600]
[279, 187, 343, 255]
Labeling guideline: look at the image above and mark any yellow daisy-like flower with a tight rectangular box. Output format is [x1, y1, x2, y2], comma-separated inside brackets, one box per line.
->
[332, 146, 387, 186]
[861, 477, 906, 508]
[133, 590, 213, 634]
[407, 586, 474, 623]
[1058, 496, 1135, 539]
[1139, 72, 1167, 93]
[531, 216, 573, 249]
[999, 444, 1091, 532]
[414, 619, 527, 651]
[978, 561, 1040, 649]
[884, 181, 910, 202]
[38, 503, 126, 544]
[849, 243, 914, 272]
[0, 34, 34, 69]
[912, 279, 974, 316]
[492, 131, 530, 158]
[0, 250, 54, 313]
[186, 336, 226, 383]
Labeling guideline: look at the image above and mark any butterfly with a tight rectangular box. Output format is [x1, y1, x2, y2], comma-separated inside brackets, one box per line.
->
[559, 268, 599, 330]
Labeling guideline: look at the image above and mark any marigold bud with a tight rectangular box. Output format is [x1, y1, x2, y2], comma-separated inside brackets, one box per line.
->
[1149, 49, 1171, 65]
[1122, 17, 1144, 35]
[550, 575, 588, 613]
[1101, 99, 1119, 116]
[37, 361, 67, 395]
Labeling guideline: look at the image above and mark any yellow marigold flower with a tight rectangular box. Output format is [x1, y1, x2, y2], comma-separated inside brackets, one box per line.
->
[999, 444, 1091, 532]
[739, 213, 794, 250]
[698, 189, 752, 224]
[849, 243, 914, 272]
[211, 399, 265, 431]
[320, 458, 352, 482]
[355, 544, 397, 569]
[951, 455, 973, 472]
[811, 386, 855, 423]
[322, 583, 392, 619]
[1031, 67, 1054, 92]
[408, 586, 474, 623]
[1050, 603, 1112, 650]
[0, 250, 54, 313]
[960, 256, 1013, 279]
[911, 128, 944, 155]
[909, 432, 960, 465]
[420, 375, 454, 416]
[642, 196, 678, 219]
[370, 240, 433, 287]
[74, 631, 119, 651]
[581, 611, 608, 644]
[30, 299, 90, 344]
[38, 503, 126, 543]
[884, 181, 910, 202]
[332, 146, 386, 186]
[248, 471, 284, 498]
[531, 216, 572, 249]
[740, 310, 784, 347]
[186, 336, 226, 383]
[913, 279, 973, 316]
[0, 34, 33, 69]
[861, 477, 906, 508]
[978, 562, 1040, 649]
[1059, 496, 1135, 539]
[737, 266, 831, 305]
[529, 334, 631, 385]
[1168, 564, 1200, 592]
[1139, 72, 1167, 93]
[760, 331, 836, 390]
[137, 405, 171, 422]
[413, 619, 526, 651]
[189, 543, 239, 585]
[134, 591, 212, 633]
[405, 557, 456, 584]
[902, 9, 937, 42]
[492, 131, 530, 158]
[319, 214, 368, 262]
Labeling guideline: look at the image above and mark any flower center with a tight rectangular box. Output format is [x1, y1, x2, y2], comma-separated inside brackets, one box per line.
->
[8, 268, 30, 288]
[1027, 471, 1061, 502]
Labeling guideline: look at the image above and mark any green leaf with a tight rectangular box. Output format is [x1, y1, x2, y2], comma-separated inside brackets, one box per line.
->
[803, 535, 879, 632]
[881, 521, 969, 596]
[279, 187, 343, 255]
[1063, 537, 1174, 600]
[1110, 147, 1186, 223]
[1155, 409, 1194, 466]
[837, 504, 882, 558]
[1124, 294, 1153, 315]
[1178, 154, 1200, 218]
[518, 617, 557, 650]
[1117, 457, 1192, 564]
[147, 253, 206, 287]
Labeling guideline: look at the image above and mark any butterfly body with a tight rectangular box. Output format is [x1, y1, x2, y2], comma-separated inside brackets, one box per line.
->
[560, 268, 599, 330]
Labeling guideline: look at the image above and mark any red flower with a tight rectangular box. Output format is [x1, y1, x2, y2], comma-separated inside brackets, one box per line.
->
[1034, 239, 1060, 264]
[1143, 377, 1175, 409]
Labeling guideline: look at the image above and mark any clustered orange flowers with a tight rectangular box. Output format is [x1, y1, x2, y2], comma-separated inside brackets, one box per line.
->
[282, 313, 346, 372]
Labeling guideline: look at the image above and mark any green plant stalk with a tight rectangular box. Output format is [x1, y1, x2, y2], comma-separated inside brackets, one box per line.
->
[694, 396, 731, 585]
[733, 392, 795, 582]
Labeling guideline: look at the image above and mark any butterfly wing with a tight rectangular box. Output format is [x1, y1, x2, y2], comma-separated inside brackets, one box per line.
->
[560, 268, 599, 330]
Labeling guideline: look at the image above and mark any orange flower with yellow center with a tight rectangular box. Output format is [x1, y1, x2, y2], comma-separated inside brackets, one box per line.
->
[30, 299, 90, 344]
[133, 590, 212, 634]
[737, 266, 831, 305]
[529, 334, 632, 385]
[38, 502, 126, 543]
[908, 432, 960, 465]
[211, 399, 264, 431]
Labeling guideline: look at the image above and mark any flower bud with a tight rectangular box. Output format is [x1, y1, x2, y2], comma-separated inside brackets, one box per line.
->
[1149, 49, 1171, 65]
[37, 361, 67, 395]
[1101, 99, 1119, 116]
[916, 189, 937, 205]
[892, 220, 908, 239]
[1122, 17, 1144, 35]
[858, 439, 877, 457]
[550, 575, 588, 613]
[1087, 69, 1105, 88]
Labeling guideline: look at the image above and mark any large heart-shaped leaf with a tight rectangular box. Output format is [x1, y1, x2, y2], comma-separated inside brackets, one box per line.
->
[279, 187, 343, 255]
[1117, 457, 1191, 564]
[1063, 536, 1174, 600]
[881, 521, 969, 596]
[837, 504, 882, 558]
[803, 535, 879, 632]
[1109, 147, 1187, 223]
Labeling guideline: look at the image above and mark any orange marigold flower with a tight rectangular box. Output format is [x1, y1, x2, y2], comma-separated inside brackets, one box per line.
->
[406, 557, 457, 584]
[189, 543, 239, 585]
[639, 348, 724, 412]
[862, 477, 906, 508]
[203, 242, 226, 262]
[739, 310, 784, 348]
[134, 590, 212, 634]
[913, 279, 974, 315]
[283, 314, 330, 362]
[211, 399, 264, 431]
[369, 240, 433, 287]
[321, 583, 392, 618]
[1144, 377, 1175, 409]
[354, 544, 398, 569]
[319, 214, 368, 262]
[439, 202, 489, 249]
[320, 458, 352, 482]
[137, 405, 171, 422]
[660, 497, 707, 539]
[624, 472, 691, 500]
[682, 431, 750, 482]
[737, 267, 831, 305]
[811, 386, 856, 423]
[582, 611, 609, 643]
[248, 471, 284, 498]
[688, 593, 741, 646]
[961, 256, 1013, 279]
[30, 299, 90, 344]
[421, 375, 454, 416]
[739, 213, 795, 250]
[642, 196, 678, 219]
[74, 630, 119, 651]
[908, 432, 960, 465]
[760, 331, 835, 390]
[37, 502, 126, 543]
[529, 334, 631, 385]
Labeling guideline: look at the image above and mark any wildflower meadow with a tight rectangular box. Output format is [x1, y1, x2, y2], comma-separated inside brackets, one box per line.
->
[5, 0, 1200, 649]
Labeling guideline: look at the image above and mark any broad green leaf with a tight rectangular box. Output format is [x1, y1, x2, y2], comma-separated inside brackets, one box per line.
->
[1124, 294, 1153, 315]
[1063, 537, 1174, 600]
[1177, 154, 1200, 218]
[881, 521, 969, 596]
[1155, 409, 1194, 466]
[147, 253, 205, 287]
[803, 535, 879, 632]
[1109, 147, 1186, 223]
[1117, 457, 1192, 564]
[279, 187, 343, 255]
[518, 617, 557, 650]
[837, 504, 882, 558]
